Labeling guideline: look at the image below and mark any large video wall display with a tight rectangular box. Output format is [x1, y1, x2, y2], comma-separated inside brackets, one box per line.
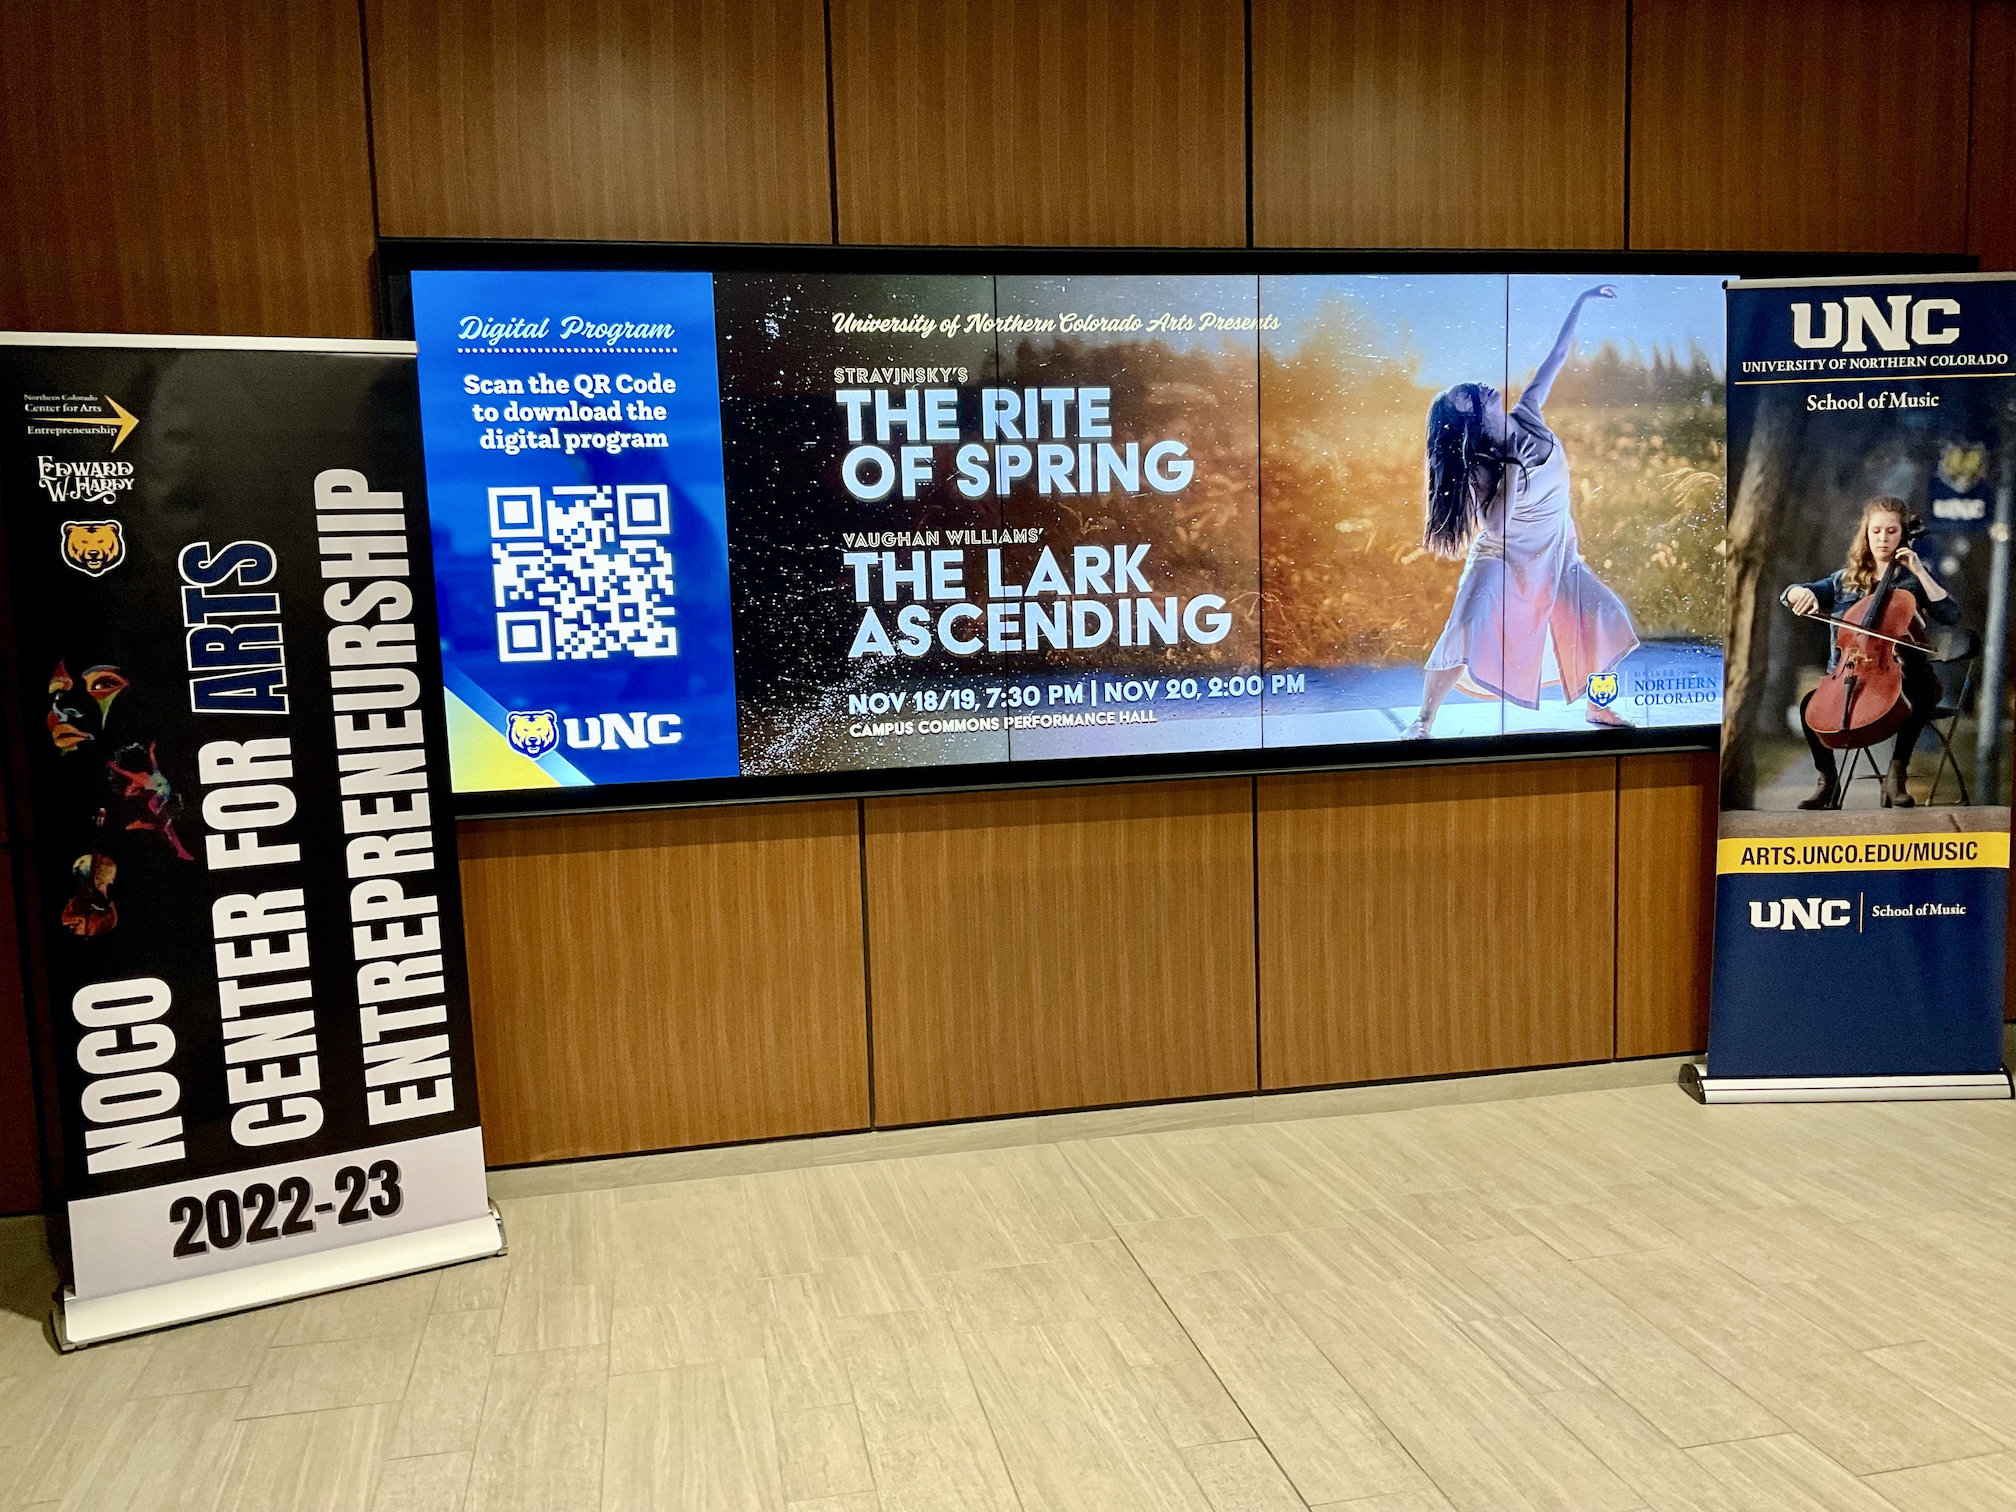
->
[408, 264, 1732, 803]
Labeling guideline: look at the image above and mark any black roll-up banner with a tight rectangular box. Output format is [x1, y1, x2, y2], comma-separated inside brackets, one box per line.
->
[0, 334, 500, 1346]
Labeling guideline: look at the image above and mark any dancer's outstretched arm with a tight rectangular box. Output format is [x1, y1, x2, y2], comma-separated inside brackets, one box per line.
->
[1521, 285, 1616, 414]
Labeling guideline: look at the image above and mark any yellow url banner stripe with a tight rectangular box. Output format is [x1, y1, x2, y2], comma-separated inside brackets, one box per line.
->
[1718, 832, 2010, 874]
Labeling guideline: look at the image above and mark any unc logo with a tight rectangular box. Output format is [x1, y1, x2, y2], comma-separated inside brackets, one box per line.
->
[505, 709, 559, 759]
[1790, 295, 1961, 352]
[1939, 443, 1989, 493]
[1749, 898, 1853, 930]
[60, 520, 124, 576]
[1586, 672, 1619, 708]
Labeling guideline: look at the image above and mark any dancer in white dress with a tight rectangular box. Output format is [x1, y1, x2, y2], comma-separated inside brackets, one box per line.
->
[1404, 285, 1639, 738]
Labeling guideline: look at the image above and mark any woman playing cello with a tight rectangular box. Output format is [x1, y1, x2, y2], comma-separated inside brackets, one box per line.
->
[1780, 497, 1961, 809]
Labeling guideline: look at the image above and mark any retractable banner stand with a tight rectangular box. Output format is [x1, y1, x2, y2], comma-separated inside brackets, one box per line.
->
[1697, 275, 2016, 1103]
[0, 334, 502, 1346]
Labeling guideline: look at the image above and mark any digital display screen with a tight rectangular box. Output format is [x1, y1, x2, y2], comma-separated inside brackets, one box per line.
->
[406, 259, 1735, 807]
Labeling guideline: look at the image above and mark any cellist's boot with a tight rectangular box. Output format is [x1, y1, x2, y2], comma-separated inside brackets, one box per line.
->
[1881, 759, 1915, 808]
[1797, 753, 1840, 810]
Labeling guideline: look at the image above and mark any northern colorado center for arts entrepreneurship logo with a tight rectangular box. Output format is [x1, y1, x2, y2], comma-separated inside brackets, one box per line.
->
[1586, 672, 1619, 708]
[505, 709, 559, 759]
[24, 394, 139, 452]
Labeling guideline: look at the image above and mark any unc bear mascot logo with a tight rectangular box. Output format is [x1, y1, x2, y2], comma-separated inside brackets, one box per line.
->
[1586, 672, 1619, 709]
[61, 520, 125, 576]
[506, 709, 559, 759]
[1939, 443, 1988, 494]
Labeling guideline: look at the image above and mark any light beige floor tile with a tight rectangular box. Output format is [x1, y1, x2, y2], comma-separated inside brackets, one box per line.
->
[961, 1144, 1114, 1262]
[814, 1251, 936, 1318]
[130, 1309, 281, 1397]
[886, 1159, 1022, 1273]
[960, 1321, 1211, 1512]
[1865, 1450, 2016, 1511]
[495, 1281, 611, 1354]
[1866, 1339, 2016, 1445]
[0, 1340, 155, 1502]
[766, 1271, 854, 1414]
[786, 1493, 880, 1511]
[1154, 1268, 1428, 1506]
[835, 1309, 1019, 1512]
[239, 1330, 421, 1418]
[54, 1387, 247, 1512]
[609, 1282, 770, 1375]
[801, 1164, 923, 1261]
[370, 1451, 472, 1512]
[433, 1256, 511, 1313]
[1686, 1433, 1898, 1511]
[1061, 1138, 1207, 1227]
[1180, 1438, 1304, 1512]
[1454, 1236, 1784, 1447]
[1279, 1283, 1639, 1512]
[1055, 1238, 1251, 1448]
[1457, 1314, 1602, 1398]
[270, 1272, 441, 1347]
[611, 1176, 757, 1305]
[465, 1344, 608, 1512]
[1580, 1246, 1997, 1475]
[1116, 1217, 1248, 1283]
[777, 1403, 875, 1503]
[603, 1359, 785, 1512]
[1308, 1489, 1455, 1512]
[746, 1168, 819, 1278]
[493, 1190, 618, 1292]
[1509, 1197, 1682, 1260]
[1384, 1191, 1525, 1248]
[1535, 1385, 1746, 1512]
[931, 1260, 1098, 1333]
[214, 1401, 394, 1512]
[389, 1308, 499, 1458]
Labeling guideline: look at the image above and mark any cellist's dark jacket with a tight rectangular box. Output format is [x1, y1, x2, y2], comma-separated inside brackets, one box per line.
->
[1790, 566, 1962, 673]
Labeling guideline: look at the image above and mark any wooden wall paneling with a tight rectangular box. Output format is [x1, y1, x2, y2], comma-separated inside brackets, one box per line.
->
[1258, 759, 1617, 1090]
[0, 0, 377, 337]
[864, 781, 1257, 1126]
[366, 0, 832, 243]
[1251, 0, 1627, 250]
[830, 0, 1246, 246]
[457, 803, 869, 1165]
[1616, 751, 1718, 1057]
[1629, 0, 1974, 253]
[1971, 0, 2016, 271]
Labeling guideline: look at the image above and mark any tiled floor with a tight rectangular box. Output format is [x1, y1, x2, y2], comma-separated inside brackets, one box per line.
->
[7, 1066, 2016, 1510]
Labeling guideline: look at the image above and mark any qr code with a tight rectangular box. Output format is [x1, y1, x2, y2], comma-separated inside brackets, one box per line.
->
[489, 484, 677, 661]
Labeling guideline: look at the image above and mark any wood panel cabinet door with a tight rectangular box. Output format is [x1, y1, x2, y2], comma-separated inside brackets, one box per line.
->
[1259, 759, 1617, 1090]
[865, 780, 1257, 1125]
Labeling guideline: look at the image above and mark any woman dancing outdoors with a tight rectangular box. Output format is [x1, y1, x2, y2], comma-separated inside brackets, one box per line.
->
[1405, 285, 1639, 738]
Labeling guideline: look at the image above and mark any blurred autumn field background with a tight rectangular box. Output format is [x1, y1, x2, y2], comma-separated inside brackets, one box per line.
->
[1260, 298, 1728, 671]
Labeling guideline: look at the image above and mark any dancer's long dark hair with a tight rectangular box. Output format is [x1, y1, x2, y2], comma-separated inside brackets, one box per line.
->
[1423, 383, 1502, 559]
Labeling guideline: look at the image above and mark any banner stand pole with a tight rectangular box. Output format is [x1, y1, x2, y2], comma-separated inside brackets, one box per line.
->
[1680, 1061, 2013, 1105]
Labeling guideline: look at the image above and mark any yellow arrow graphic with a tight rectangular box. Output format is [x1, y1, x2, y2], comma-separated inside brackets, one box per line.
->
[42, 396, 138, 451]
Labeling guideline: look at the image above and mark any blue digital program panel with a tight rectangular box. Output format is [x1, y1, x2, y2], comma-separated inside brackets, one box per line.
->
[410, 270, 740, 792]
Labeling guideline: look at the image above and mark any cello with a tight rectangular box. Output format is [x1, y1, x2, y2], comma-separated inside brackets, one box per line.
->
[1790, 519, 1928, 751]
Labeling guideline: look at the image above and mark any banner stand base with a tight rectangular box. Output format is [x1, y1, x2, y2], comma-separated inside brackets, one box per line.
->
[1679, 1061, 2015, 1105]
[52, 1205, 508, 1350]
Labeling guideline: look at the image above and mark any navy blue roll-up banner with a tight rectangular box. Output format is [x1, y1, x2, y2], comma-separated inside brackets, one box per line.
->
[0, 334, 503, 1344]
[1700, 275, 2016, 1103]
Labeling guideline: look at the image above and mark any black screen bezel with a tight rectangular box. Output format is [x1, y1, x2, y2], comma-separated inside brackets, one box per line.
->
[380, 239, 1971, 820]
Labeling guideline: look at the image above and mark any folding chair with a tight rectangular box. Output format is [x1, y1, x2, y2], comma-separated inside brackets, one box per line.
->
[1924, 626, 1980, 805]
